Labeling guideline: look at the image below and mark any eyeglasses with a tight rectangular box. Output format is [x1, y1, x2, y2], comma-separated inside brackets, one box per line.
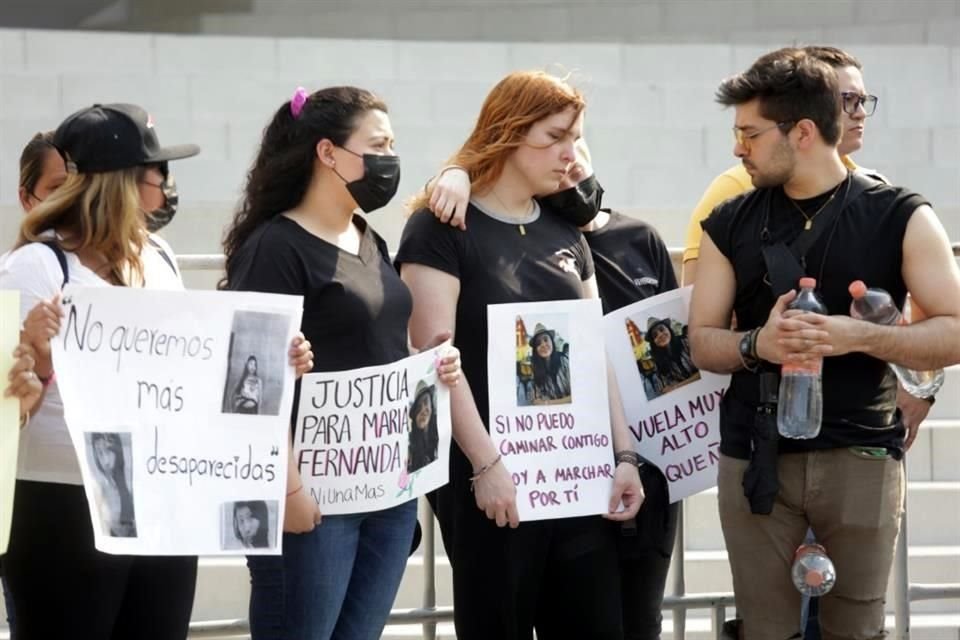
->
[139, 179, 164, 190]
[841, 92, 878, 117]
[732, 121, 794, 148]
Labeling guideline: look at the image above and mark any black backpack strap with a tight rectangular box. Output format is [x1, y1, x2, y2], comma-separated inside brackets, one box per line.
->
[42, 241, 69, 288]
[761, 172, 879, 296]
[147, 236, 179, 276]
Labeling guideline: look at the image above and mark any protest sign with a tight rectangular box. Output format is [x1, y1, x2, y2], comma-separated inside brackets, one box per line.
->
[488, 299, 614, 521]
[604, 287, 729, 502]
[295, 345, 452, 514]
[1, 290, 19, 554]
[53, 286, 301, 555]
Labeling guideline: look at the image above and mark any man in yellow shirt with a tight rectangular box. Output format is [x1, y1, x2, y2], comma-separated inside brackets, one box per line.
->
[683, 46, 878, 285]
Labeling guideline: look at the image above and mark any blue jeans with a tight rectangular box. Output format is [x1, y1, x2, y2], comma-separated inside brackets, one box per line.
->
[247, 499, 417, 640]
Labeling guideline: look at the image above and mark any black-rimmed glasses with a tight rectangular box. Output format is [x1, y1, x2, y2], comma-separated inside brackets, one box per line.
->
[841, 91, 878, 117]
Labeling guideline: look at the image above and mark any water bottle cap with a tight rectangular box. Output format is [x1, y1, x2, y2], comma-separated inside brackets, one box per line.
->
[795, 543, 827, 560]
[798, 277, 817, 289]
[805, 570, 825, 587]
[849, 280, 867, 298]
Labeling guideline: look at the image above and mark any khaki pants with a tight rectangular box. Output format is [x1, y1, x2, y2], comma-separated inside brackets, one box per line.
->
[718, 449, 904, 640]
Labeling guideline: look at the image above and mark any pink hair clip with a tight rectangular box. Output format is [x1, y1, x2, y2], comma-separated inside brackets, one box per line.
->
[290, 86, 308, 119]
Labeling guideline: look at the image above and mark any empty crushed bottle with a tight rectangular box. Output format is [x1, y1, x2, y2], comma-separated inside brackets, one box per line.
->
[848, 280, 944, 398]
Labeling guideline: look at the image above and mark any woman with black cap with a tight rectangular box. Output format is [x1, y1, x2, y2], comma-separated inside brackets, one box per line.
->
[0, 103, 312, 640]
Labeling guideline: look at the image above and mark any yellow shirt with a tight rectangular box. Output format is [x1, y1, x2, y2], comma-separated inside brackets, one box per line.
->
[682, 156, 860, 265]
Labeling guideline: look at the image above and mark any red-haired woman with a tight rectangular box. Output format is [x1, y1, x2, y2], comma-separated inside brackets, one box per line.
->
[396, 70, 644, 640]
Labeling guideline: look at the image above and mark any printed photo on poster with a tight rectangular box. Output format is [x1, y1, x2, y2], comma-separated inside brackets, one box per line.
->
[220, 500, 278, 550]
[222, 311, 291, 416]
[295, 345, 452, 515]
[605, 287, 728, 503]
[515, 314, 572, 407]
[625, 302, 700, 401]
[85, 432, 138, 538]
[406, 381, 439, 474]
[489, 299, 613, 521]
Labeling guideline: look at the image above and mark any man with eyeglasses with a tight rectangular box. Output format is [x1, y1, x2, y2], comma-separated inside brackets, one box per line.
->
[688, 47, 960, 640]
[685, 48, 930, 639]
[683, 46, 880, 286]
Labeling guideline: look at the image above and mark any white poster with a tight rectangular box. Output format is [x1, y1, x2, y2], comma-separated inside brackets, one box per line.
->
[487, 299, 614, 521]
[294, 345, 452, 515]
[1, 290, 19, 554]
[604, 287, 729, 502]
[53, 286, 302, 555]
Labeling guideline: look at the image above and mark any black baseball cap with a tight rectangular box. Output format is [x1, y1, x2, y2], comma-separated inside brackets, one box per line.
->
[53, 103, 200, 174]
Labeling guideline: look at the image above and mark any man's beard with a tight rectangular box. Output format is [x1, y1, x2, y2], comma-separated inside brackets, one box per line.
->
[749, 140, 794, 188]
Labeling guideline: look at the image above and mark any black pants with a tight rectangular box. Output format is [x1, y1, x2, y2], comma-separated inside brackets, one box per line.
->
[4, 480, 197, 640]
[432, 449, 623, 640]
[618, 464, 681, 640]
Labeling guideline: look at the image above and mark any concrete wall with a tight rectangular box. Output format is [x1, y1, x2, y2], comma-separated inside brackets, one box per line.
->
[145, 0, 960, 45]
[1, 28, 957, 290]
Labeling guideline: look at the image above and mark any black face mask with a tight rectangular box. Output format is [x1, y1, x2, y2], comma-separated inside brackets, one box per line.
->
[336, 149, 401, 213]
[540, 175, 604, 227]
[145, 164, 179, 232]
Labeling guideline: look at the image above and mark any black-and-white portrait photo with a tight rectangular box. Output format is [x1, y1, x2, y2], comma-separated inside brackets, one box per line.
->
[221, 500, 278, 550]
[407, 380, 439, 473]
[515, 314, 573, 407]
[84, 432, 138, 538]
[222, 311, 290, 416]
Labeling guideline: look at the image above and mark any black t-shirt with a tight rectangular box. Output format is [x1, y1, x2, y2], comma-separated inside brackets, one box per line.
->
[583, 209, 678, 313]
[395, 203, 594, 428]
[702, 177, 927, 458]
[226, 214, 412, 376]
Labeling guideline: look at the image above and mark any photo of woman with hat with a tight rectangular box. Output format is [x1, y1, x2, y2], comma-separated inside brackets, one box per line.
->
[407, 380, 439, 473]
[526, 321, 572, 406]
[643, 316, 699, 399]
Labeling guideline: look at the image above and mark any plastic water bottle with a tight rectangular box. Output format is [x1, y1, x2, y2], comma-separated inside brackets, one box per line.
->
[848, 281, 944, 398]
[778, 278, 828, 439]
[792, 544, 836, 597]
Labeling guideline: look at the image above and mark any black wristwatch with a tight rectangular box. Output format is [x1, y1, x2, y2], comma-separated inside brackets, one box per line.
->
[738, 328, 761, 370]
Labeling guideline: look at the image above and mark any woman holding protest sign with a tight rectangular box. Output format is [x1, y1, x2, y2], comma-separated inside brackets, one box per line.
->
[0, 103, 313, 640]
[221, 85, 461, 640]
[425, 138, 681, 640]
[395, 71, 644, 640]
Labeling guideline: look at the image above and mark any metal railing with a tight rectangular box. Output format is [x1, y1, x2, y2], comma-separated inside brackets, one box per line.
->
[179, 245, 960, 640]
